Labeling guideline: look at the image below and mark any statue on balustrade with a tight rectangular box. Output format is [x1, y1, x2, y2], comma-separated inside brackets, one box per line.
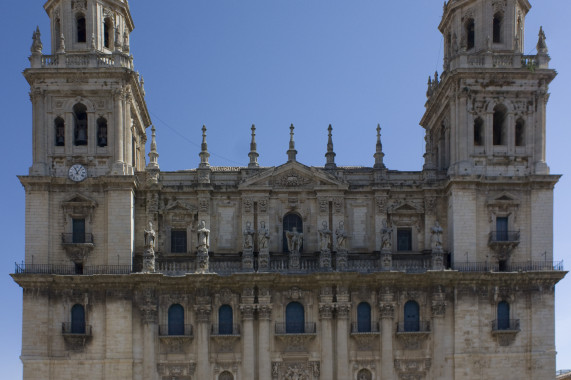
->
[335, 221, 347, 251]
[258, 221, 270, 250]
[286, 226, 303, 253]
[431, 220, 443, 252]
[243, 221, 254, 250]
[318, 221, 332, 252]
[197, 220, 210, 253]
[380, 219, 393, 252]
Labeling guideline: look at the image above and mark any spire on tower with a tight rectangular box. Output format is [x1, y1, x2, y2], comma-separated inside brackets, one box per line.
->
[248, 124, 260, 168]
[199, 125, 210, 168]
[537, 26, 548, 55]
[147, 125, 159, 170]
[31, 26, 43, 54]
[287, 124, 297, 162]
[325, 124, 336, 169]
[374, 124, 385, 169]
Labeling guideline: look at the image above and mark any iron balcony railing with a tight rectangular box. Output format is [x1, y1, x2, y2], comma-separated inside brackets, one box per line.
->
[210, 324, 241, 336]
[62, 322, 92, 336]
[489, 230, 520, 243]
[275, 322, 316, 335]
[61, 233, 94, 244]
[350, 322, 380, 334]
[14, 263, 132, 275]
[396, 321, 431, 333]
[454, 260, 564, 272]
[492, 319, 520, 332]
[158, 324, 193, 337]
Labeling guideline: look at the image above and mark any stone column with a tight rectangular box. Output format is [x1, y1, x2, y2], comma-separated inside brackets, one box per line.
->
[431, 288, 448, 379]
[240, 304, 256, 379]
[194, 304, 211, 379]
[336, 303, 351, 380]
[379, 291, 395, 380]
[319, 303, 334, 379]
[112, 88, 125, 174]
[30, 89, 46, 175]
[258, 304, 273, 379]
[138, 289, 158, 380]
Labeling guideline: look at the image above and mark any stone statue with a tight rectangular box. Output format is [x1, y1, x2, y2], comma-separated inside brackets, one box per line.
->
[144, 221, 156, 250]
[431, 220, 443, 251]
[380, 219, 392, 251]
[243, 221, 254, 250]
[258, 221, 270, 250]
[286, 226, 303, 253]
[197, 220, 210, 252]
[335, 221, 347, 251]
[318, 221, 332, 252]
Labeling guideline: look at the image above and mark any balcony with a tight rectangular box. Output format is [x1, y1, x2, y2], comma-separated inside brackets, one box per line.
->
[31, 52, 134, 70]
[158, 324, 194, 338]
[62, 322, 92, 350]
[210, 324, 241, 336]
[275, 322, 317, 335]
[61, 233, 95, 264]
[275, 322, 316, 352]
[454, 260, 563, 273]
[396, 321, 431, 350]
[491, 319, 520, 346]
[350, 322, 380, 335]
[488, 231, 520, 261]
[14, 263, 133, 275]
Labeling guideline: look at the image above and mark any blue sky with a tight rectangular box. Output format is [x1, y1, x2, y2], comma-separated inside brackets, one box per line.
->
[1, 1, 570, 377]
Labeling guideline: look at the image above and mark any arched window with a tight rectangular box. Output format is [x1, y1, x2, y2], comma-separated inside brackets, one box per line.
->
[104, 18, 112, 49]
[55, 117, 65, 146]
[465, 19, 475, 50]
[219, 371, 234, 380]
[218, 305, 233, 335]
[497, 301, 510, 330]
[357, 302, 372, 333]
[73, 103, 88, 146]
[168, 304, 184, 336]
[404, 301, 420, 332]
[493, 104, 507, 146]
[515, 118, 525, 146]
[474, 117, 484, 146]
[71, 304, 86, 334]
[493, 13, 503, 44]
[97, 117, 108, 147]
[357, 369, 372, 380]
[76, 14, 86, 43]
[286, 302, 304, 334]
[282, 213, 303, 253]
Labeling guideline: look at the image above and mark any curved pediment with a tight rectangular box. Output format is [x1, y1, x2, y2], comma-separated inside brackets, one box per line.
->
[238, 161, 348, 191]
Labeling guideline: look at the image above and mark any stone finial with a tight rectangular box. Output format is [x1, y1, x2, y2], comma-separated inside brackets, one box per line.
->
[31, 26, 43, 54]
[537, 26, 548, 55]
[140, 76, 146, 97]
[123, 31, 130, 53]
[114, 27, 122, 51]
[146, 125, 159, 170]
[374, 124, 385, 169]
[199, 125, 210, 168]
[434, 71, 439, 86]
[324, 124, 336, 169]
[426, 76, 433, 98]
[248, 124, 259, 168]
[287, 124, 297, 162]
[58, 33, 66, 54]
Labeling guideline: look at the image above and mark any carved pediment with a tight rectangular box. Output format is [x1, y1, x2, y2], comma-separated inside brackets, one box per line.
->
[239, 161, 348, 190]
[62, 193, 97, 209]
[388, 200, 424, 214]
[161, 200, 197, 213]
[61, 194, 97, 221]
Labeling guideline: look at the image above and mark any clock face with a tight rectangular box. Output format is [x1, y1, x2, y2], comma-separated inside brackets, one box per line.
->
[68, 164, 87, 182]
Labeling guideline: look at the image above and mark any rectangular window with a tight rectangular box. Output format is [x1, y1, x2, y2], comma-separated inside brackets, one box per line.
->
[72, 218, 86, 244]
[171, 230, 187, 253]
[496, 217, 508, 241]
[397, 228, 412, 251]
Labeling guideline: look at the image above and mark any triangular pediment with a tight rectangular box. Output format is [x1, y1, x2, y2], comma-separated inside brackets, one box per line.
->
[488, 192, 519, 205]
[239, 161, 348, 190]
[162, 200, 197, 213]
[61, 193, 97, 208]
[388, 201, 424, 214]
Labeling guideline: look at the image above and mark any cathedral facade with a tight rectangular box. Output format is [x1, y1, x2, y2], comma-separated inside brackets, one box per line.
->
[13, 0, 566, 379]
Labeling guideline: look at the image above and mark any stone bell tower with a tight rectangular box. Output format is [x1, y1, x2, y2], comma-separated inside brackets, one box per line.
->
[421, 0, 558, 269]
[21, 0, 151, 272]
[26, 0, 150, 177]
[421, 0, 554, 177]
